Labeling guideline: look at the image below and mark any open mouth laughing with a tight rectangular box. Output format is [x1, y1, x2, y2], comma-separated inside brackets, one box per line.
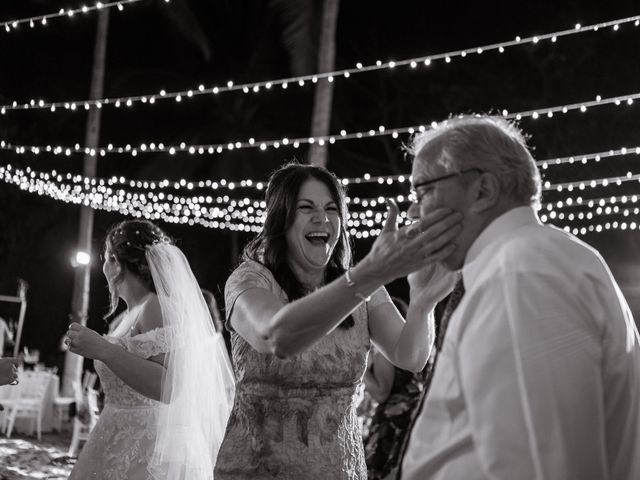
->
[305, 231, 330, 246]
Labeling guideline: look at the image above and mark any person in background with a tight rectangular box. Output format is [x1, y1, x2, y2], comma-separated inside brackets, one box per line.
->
[216, 162, 460, 479]
[402, 115, 640, 479]
[0, 357, 19, 411]
[362, 294, 450, 480]
[0, 357, 18, 386]
[202, 288, 232, 365]
[0, 316, 14, 357]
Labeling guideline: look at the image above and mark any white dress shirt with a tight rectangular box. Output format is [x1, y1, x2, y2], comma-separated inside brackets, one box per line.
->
[402, 206, 640, 480]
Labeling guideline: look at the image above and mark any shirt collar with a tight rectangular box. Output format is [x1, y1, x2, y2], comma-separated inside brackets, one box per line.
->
[462, 205, 541, 287]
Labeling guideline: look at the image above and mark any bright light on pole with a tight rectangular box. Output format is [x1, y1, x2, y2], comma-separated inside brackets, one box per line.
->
[75, 251, 91, 265]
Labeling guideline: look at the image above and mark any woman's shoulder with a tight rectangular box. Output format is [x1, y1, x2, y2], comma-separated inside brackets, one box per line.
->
[232, 258, 271, 274]
[224, 259, 281, 325]
[227, 259, 275, 288]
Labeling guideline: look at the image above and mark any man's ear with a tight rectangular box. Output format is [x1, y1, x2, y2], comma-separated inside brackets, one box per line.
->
[469, 172, 500, 213]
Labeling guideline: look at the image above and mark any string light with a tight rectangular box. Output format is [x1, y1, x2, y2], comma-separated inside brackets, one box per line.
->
[3, 91, 640, 158]
[1, 144, 638, 218]
[543, 193, 640, 213]
[0, 0, 155, 34]
[338, 146, 640, 188]
[566, 220, 640, 235]
[542, 171, 640, 192]
[543, 198, 640, 219]
[348, 171, 640, 205]
[540, 199, 640, 237]
[538, 146, 640, 170]
[2, 14, 639, 113]
[1, 143, 637, 201]
[3, 162, 640, 235]
[541, 205, 640, 236]
[0, 164, 265, 232]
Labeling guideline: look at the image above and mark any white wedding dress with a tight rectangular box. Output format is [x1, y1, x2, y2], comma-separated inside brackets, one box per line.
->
[69, 325, 171, 480]
[70, 243, 234, 480]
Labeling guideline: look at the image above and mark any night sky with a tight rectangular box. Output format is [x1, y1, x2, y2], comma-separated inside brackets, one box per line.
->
[1, 0, 639, 366]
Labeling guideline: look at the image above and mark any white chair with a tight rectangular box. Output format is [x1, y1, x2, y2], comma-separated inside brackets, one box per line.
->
[67, 381, 99, 457]
[0, 372, 23, 432]
[53, 370, 97, 431]
[3, 371, 52, 440]
[83, 371, 98, 390]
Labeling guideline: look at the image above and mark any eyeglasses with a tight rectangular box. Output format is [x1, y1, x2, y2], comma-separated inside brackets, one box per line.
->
[409, 168, 483, 204]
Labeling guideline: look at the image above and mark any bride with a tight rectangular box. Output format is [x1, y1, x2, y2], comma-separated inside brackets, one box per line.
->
[66, 219, 234, 479]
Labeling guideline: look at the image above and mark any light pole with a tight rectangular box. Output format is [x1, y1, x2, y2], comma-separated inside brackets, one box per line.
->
[61, 9, 110, 397]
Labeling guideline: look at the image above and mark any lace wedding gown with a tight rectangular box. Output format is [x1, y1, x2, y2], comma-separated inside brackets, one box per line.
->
[69, 326, 170, 480]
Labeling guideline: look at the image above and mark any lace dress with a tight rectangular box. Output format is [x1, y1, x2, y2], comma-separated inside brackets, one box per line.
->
[215, 260, 392, 480]
[69, 327, 170, 480]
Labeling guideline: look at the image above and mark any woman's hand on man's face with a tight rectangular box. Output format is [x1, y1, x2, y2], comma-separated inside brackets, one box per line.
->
[366, 200, 462, 283]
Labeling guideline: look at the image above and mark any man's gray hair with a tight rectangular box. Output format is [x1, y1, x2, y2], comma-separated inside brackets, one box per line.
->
[408, 115, 542, 206]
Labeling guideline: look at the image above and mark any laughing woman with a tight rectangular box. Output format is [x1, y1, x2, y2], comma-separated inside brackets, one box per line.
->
[215, 163, 462, 480]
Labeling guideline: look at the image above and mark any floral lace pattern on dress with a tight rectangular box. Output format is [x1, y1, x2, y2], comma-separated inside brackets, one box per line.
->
[216, 260, 391, 480]
[69, 328, 169, 480]
[119, 327, 171, 359]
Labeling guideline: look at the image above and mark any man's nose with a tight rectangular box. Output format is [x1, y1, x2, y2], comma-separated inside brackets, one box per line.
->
[407, 202, 420, 220]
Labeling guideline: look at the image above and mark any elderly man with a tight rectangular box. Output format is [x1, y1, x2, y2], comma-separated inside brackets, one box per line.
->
[401, 115, 640, 479]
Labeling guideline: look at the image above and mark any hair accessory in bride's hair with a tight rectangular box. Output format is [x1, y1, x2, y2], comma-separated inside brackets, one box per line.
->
[150, 236, 171, 246]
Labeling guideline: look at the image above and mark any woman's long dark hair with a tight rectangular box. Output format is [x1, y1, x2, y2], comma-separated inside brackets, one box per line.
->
[103, 219, 173, 318]
[243, 162, 355, 329]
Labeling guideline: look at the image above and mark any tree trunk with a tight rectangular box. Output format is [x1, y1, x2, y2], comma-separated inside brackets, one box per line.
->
[308, 0, 339, 167]
[62, 9, 110, 396]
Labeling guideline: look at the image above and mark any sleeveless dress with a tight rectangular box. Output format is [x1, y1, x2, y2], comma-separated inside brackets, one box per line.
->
[215, 260, 392, 480]
[69, 326, 170, 480]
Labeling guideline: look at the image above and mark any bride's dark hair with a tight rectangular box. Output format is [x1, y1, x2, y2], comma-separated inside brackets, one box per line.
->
[103, 219, 173, 318]
[243, 162, 355, 329]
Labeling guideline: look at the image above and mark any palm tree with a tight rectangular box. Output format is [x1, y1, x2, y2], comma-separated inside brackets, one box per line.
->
[271, 0, 340, 167]
[308, 0, 339, 167]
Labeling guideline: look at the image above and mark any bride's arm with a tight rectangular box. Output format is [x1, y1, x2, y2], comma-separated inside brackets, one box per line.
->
[100, 298, 167, 401]
[67, 299, 167, 402]
[97, 342, 165, 401]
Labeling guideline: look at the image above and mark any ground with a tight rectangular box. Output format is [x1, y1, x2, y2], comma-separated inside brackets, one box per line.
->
[0, 432, 75, 480]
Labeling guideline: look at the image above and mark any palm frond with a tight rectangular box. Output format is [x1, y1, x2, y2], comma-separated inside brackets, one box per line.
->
[269, 0, 321, 76]
[156, 0, 212, 62]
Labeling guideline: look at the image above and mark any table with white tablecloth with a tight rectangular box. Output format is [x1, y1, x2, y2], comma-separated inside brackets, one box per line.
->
[0, 372, 60, 434]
